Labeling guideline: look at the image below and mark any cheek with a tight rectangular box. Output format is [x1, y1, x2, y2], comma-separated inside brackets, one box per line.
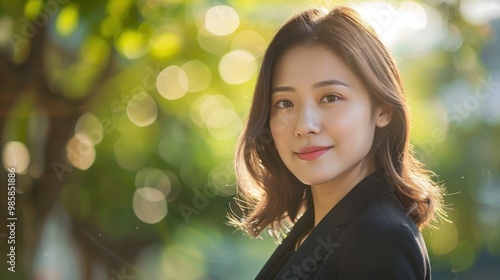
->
[270, 112, 295, 134]
[270, 111, 297, 140]
[329, 105, 376, 143]
[270, 121, 285, 145]
[270, 115, 292, 154]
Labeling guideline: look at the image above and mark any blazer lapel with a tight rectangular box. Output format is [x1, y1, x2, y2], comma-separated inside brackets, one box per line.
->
[255, 208, 314, 279]
[268, 173, 395, 279]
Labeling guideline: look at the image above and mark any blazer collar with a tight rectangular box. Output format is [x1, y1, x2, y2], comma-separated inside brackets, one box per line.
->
[316, 171, 394, 229]
[256, 172, 395, 279]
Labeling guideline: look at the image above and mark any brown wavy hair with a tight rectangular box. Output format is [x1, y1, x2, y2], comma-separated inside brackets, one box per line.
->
[229, 6, 445, 239]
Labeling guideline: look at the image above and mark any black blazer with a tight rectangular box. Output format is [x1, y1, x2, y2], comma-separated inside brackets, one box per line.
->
[256, 173, 431, 280]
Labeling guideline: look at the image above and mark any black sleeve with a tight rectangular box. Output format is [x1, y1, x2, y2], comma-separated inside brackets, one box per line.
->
[336, 221, 428, 280]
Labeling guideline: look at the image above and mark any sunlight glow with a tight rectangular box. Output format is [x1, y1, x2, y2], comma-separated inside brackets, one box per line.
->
[56, 4, 79, 37]
[66, 133, 96, 171]
[197, 26, 232, 54]
[24, 0, 43, 20]
[127, 92, 158, 127]
[2, 141, 30, 174]
[150, 30, 182, 58]
[133, 188, 168, 224]
[460, 0, 500, 25]
[427, 221, 458, 255]
[135, 167, 172, 199]
[353, 1, 430, 49]
[181, 60, 211, 92]
[198, 95, 234, 127]
[190, 93, 242, 140]
[218, 50, 257, 85]
[75, 112, 104, 145]
[117, 29, 147, 59]
[189, 95, 211, 128]
[231, 30, 267, 57]
[205, 5, 240, 36]
[207, 110, 242, 140]
[156, 66, 189, 100]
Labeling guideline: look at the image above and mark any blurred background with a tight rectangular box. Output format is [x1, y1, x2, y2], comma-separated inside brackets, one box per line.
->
[0, 0, 499, 279]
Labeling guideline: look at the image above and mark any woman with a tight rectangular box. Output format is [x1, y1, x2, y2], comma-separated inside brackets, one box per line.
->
[230, 6, 445, 279]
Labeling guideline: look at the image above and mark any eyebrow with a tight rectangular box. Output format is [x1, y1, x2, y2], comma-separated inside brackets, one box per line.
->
[271, 79, 349, 94]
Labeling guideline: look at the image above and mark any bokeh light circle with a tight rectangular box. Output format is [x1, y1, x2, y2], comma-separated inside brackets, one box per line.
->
[127, 92, 158, 127]
[205, 5, 240, 36]
[133, 188, 168, 224]
[135, 167, 172, 198]
[150, 29, 182, 59]
[197, 26, 232, 54]
[2, 141, 30, 174]
[399, 1, 427, 30]
[156, 66, 189, 100]
[218, 49, 257, 85]
[116, 29, 147, 59]
[207, 109, 242, 140]
[181, 60, 211, 92]
[197, 94, 235, 126]
[231, 30, 267, 57]
[427, 221, 458, 255]
[75, 112, 103, 145]
[450, 240, 475, 272]
[206, 108, 236, 128]
[66, 133, 96, 171]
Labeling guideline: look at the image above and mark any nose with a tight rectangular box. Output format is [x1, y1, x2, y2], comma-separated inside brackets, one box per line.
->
[294, 103, 321, 137]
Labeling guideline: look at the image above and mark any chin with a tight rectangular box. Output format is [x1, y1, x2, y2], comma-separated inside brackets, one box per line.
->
[295, 174, 336, 186]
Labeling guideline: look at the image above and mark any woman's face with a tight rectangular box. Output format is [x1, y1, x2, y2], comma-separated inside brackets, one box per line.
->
[269, 45, 391, 186]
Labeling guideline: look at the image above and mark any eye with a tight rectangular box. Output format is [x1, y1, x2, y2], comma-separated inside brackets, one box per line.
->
[275, 100, 294, 109]
[320, 94, 340, 103]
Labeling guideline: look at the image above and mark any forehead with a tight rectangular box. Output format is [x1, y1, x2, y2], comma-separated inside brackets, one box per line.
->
[272, 45, 357, 86]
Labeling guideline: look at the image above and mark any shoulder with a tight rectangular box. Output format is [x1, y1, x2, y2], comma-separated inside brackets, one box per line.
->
[336, 193, 430, 279]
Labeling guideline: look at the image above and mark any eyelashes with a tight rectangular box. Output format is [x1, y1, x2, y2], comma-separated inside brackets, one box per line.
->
[320, 95, 340, 103]
[274, 100, 294, 109]
[272, 94, 342, 109]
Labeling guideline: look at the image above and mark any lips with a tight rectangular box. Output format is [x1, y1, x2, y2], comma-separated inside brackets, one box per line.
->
[295, 146, 332, 161]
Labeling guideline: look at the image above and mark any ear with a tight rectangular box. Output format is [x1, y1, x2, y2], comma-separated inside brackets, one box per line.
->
[375, 103, 393, 128]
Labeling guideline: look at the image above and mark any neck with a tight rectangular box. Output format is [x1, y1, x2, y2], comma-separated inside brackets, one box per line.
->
[310, 161, 375, 226]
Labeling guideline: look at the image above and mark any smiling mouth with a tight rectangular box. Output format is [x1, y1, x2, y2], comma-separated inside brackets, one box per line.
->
[295, 146, 332, 161]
